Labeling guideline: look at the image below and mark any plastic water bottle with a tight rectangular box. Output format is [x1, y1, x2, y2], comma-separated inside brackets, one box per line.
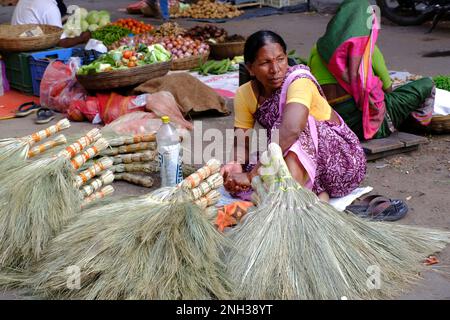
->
[156, 116, 183, 187]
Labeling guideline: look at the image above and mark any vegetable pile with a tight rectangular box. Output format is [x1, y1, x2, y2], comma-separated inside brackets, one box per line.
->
[111, 18, 153, 35]
[110, 34, 209, 60]
[77, 44, 171, 75]
[185, 25, 227, 42]
[172, 1, 242, 19]
[433, 75, 450, 91]
[152, 22, 186, 37]
[63, 8, 111, 37]
[160, 35, 210, 60]
[92, 25, 131, 46]
[193, 59, 237, 75]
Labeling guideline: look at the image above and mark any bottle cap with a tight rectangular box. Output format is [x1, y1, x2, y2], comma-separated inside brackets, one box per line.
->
[161, 116, 170, 124]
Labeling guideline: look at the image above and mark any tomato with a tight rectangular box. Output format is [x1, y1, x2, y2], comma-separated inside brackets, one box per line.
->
[123, 50, 133, 59]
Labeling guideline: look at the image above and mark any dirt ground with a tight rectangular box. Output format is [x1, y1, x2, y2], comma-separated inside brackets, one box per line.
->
[0, 1, 449, 300]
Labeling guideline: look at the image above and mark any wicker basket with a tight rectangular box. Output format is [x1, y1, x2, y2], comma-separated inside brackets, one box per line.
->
[210, 41, 245, 60]
[171, 52, 209, 71]
[429, 115, 450, 134]
[0, 24, 63, 52]
[76, 61, 171, 91]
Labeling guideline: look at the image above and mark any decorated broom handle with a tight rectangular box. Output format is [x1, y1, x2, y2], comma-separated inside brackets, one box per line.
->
[75, 157, 114, 188]
[58, 128, 101, 159]
[260, 143, 291, 185]
[27, 135, 67, 158]
[70, 138, 109, 170]
[268, 143, 291, 179]
[81, 185, 115, 208]
[25, 119, 70, 146]
[181, 158, 221, 189]
[80, 170, 115, 198]
[108, 133, 156, 147]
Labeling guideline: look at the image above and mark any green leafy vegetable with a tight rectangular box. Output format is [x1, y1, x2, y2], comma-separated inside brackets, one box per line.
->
[433, 75, 450, 91]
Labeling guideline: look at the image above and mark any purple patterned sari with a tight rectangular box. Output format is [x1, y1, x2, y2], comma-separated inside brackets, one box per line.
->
[243, 65, 366, 198]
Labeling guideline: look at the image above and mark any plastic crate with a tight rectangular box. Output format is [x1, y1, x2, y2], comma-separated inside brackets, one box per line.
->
[262, 0, 307, 9]
[3, 51, 34, 95]
[29, 47, 75, 96]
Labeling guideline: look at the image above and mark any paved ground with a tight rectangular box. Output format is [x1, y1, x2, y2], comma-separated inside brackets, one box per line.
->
[0, 1, 450, 300]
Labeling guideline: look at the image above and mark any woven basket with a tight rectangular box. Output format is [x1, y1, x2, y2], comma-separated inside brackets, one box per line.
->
[429, 115, 450, 133]
[210, 41, 245, 60]
[0, 24, 63, 52]
[171, 52, 209, 71]
[76, 61, 171, 91]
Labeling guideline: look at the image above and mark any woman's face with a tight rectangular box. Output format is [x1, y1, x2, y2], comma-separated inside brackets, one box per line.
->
[247, 42, 288, 92]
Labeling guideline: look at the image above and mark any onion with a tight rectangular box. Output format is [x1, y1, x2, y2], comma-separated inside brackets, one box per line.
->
[167, 43, 173, 49]
[181, 46, 187, 52]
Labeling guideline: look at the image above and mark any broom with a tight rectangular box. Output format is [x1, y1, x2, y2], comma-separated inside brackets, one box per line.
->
[27, 135, 68, 159]
[0, 119, 70, 172]
[0, 131, 108, 270]
[14, 165, 232, 299]
[80, 170, 115, 198]
[226, 143, 450, 300]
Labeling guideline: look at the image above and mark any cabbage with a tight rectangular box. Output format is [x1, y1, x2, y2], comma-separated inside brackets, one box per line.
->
[79, 8, 88, 20]
[81, 20, 89, 32]
[88, 24, 99, 32]
[98, 10, 110, 18]
[98, 17, 109, 28]
[86, 10, 99, 25]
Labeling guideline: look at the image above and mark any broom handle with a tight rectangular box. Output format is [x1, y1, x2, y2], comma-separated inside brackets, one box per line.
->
[57, 128, 101, 159]
[195, 189, 221, 209]
[25, 119, 70, 146]
[111, 162, 159, 174]
[108, 133, 156, 147]
[181, 159, 221, 189]
[81, 185, 115, 208]
[70, 138, 109, 170]
[75, 157, 114, 188]
[260, 143, 291, 185]
[112, 151, 157, 164]
[191, 173, 223, 200]
[114, 172, 154, 188]
[99, 142, 157, 156]
[80, 170, 115, 198]
[27, 135, 67, 158]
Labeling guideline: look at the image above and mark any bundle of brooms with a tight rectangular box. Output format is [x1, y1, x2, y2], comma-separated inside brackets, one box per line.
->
[0, 159, 232, 300]
[225, 143, 450, 300]
[100, 132, 196, 188]
[0, 129, 111, 270]
[0, 119, 70, 174]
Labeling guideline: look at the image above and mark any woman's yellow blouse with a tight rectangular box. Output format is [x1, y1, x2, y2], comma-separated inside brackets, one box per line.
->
[234, 78, 333, 129]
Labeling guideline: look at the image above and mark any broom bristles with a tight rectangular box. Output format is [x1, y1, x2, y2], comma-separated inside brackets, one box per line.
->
[0, 157, 81, 270]
[21, 187, 233, 300]
[226, 143, 450, 300]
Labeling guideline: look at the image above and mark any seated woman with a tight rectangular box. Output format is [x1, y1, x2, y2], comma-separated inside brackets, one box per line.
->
[221, 30, 367, 203]
[12, 0, 90, 48]
[308, 0, 435, 141]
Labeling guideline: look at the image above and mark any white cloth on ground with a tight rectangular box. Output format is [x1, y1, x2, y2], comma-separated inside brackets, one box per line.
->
[433, 88, 450, 116]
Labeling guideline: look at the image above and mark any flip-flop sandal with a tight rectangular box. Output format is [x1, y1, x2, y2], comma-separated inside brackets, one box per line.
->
[15, 102, 40, 117]
[346, 195, 408, 222]
[35, 107, 56, 124]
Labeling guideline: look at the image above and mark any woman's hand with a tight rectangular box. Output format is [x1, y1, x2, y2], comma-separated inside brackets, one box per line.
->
[220, 161, 243, 179]
[224, 172, 251, 194]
